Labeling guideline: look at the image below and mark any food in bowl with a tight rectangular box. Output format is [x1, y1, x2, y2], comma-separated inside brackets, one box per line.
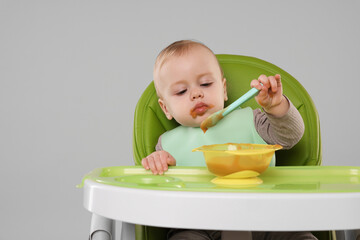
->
[193, 143, 282, 176]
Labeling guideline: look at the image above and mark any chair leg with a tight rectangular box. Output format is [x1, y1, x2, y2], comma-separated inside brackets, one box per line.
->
[335, 230, 345, 240]
[335, 230, 360, 240]
[120, 222, 135, 240]
[344, 230, 360, 240]
[222, 231, 252, 240]
[89, 213, 114, 240]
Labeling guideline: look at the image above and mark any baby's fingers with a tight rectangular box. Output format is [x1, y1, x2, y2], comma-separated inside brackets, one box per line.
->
[159, 154, 169, 173]
[158, 152, 176, 174]
[258, 74, 270, 89]
[141, 157, 150, 170]
[268, 75, 278, 93]
[275, 74, 281, 82]
[146, 156, 159, 175]
[154, 157, 164, 175]
[167, 155, 176, 166]
[250, 79, 263, 90]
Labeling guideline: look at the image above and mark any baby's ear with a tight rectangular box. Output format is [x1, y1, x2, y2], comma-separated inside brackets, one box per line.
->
[158, 99, 173, 120]
[223, 78, 228, 101]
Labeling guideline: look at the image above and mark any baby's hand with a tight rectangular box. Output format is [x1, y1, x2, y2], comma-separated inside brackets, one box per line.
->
[250, 74, 289, 117]
[141, 150, 176, 175]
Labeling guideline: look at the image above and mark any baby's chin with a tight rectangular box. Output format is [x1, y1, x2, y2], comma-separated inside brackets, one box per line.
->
[177, 115, 208, 128]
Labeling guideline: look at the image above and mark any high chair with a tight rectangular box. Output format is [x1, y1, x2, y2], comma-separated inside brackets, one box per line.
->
[132, 54, 333, 239]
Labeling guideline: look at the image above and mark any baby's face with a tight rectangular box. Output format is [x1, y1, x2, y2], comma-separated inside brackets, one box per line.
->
[156, 46, 227, 127]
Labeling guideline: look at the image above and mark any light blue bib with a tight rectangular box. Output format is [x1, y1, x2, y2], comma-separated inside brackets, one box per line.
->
[162, 107, 275, 167]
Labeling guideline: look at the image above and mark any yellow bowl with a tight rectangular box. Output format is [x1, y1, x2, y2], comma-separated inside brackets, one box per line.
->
[193, 143, 282, 176]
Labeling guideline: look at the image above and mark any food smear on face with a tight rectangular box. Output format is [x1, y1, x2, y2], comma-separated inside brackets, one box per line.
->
[200, 109, 225, 133]
[190, 103, 214, 119]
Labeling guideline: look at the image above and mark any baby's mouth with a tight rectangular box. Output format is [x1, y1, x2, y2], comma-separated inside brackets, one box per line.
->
[190, 103, 213, 119]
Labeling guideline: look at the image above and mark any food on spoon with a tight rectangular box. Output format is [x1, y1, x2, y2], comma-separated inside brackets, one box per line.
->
[200, 109, 225, 133]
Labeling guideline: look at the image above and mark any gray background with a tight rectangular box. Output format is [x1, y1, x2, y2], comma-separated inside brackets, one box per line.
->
[1, 1, 359, 239]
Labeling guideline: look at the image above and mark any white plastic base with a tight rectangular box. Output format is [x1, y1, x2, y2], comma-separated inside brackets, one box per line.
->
[84, 179, 360, 232]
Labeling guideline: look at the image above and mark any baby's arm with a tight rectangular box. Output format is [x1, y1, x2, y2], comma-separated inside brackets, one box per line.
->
[141, 136, 176, 175]
[253, 97, 304, 149]
[251, 74, 304, 149]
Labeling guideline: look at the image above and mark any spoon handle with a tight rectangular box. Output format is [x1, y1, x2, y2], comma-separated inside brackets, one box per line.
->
[222, 87, 260, 116]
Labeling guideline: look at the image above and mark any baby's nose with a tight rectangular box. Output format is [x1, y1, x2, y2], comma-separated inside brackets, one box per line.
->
[191, 89, 204, 100]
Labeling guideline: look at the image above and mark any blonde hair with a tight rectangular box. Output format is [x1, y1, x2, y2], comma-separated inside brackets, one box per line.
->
[153, 40, 223, 97]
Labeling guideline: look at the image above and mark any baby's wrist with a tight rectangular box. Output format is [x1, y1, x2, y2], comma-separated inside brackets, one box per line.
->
[264, 96, 289, 117]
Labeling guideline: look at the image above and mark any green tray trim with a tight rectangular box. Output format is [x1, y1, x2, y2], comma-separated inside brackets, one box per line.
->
[78, 166, 360, 193]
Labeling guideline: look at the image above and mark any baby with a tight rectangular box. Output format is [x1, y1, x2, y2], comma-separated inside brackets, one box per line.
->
[141, 40, 317, 240]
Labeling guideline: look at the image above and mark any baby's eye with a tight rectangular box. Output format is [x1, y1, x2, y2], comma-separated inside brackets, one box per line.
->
[176, 89, 187, 95]
[201, 82, 213, 87]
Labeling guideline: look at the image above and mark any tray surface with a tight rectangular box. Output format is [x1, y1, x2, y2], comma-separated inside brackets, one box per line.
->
[79, 166, 360, 193]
